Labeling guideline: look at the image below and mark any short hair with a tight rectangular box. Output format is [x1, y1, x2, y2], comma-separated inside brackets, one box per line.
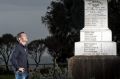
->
[16, 32, 25, 41]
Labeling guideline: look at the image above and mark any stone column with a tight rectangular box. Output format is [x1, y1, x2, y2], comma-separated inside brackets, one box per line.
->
[75, 0, 116, 55]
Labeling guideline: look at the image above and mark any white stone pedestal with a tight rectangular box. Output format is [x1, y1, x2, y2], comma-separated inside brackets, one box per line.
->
[75, 0, 117, 56]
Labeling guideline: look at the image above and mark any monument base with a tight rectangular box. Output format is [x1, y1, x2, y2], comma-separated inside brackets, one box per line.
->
[68, 56, 120, 79]
[75, 42, 116, 55]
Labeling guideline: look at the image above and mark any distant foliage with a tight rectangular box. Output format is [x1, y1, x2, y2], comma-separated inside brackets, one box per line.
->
[28, 39, 46, 71]
[0, 34, 17, 71]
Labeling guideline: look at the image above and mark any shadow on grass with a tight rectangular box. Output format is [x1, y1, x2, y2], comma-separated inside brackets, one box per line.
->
[0, 70, 14, 79]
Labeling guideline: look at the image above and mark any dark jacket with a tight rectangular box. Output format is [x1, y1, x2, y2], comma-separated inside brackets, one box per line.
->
[10, 43, 29, 72]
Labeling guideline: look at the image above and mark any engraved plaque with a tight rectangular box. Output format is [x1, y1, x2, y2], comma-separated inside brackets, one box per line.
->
[85, 0, 108, 29]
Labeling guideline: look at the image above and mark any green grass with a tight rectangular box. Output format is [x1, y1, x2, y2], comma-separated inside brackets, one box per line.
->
[0, 74, 14, 79]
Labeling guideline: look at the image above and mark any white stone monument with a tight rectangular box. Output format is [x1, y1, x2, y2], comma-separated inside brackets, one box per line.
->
[75, 0, 116, 55]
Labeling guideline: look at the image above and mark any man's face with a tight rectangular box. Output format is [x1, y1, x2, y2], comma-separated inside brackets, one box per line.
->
[19, 33, 28, 43]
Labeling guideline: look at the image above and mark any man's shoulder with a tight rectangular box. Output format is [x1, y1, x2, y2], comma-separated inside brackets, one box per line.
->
[15, 43, 25, 51]
[16, 43, 22, 47]
[13, 43, 21, 50]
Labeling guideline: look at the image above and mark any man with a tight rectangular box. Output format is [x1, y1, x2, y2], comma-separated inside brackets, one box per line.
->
[10, 32, 29, 79]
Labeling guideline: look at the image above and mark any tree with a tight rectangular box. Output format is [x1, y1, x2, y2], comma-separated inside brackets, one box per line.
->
[108, 0, 120, 55]
[28, 39, 46, 71]
[42, 0, 84, 62]
[45, 36, 63, 62]
[0, 34, 17, 71]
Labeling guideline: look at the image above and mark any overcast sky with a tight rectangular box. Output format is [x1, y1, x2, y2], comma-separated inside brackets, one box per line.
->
[0, 0, 51, 42]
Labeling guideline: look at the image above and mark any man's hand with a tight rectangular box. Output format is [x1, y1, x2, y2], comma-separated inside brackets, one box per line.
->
[18, 68, 25, 72]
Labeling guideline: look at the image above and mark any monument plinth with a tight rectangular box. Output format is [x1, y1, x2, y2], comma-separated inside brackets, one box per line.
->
[68, 56, 120, 79]
[75, 0, 116, 55]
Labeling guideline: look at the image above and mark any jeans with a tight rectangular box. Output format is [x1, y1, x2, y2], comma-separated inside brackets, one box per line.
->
[15, 71, 29, 79]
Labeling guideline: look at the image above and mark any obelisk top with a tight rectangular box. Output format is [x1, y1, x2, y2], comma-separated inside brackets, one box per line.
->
[84, 0, 108, 30]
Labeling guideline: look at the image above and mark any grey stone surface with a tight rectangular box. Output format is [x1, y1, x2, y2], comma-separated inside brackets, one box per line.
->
[85, 0, 108, 29]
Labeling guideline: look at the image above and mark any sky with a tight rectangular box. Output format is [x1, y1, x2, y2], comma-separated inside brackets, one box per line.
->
[0, 0, 51, 42]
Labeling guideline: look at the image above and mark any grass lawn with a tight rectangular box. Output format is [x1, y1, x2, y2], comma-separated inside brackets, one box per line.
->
[0, 74, 14, 79]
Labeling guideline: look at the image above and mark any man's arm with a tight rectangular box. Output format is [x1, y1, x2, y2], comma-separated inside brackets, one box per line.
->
[10, 46, 19, 71]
